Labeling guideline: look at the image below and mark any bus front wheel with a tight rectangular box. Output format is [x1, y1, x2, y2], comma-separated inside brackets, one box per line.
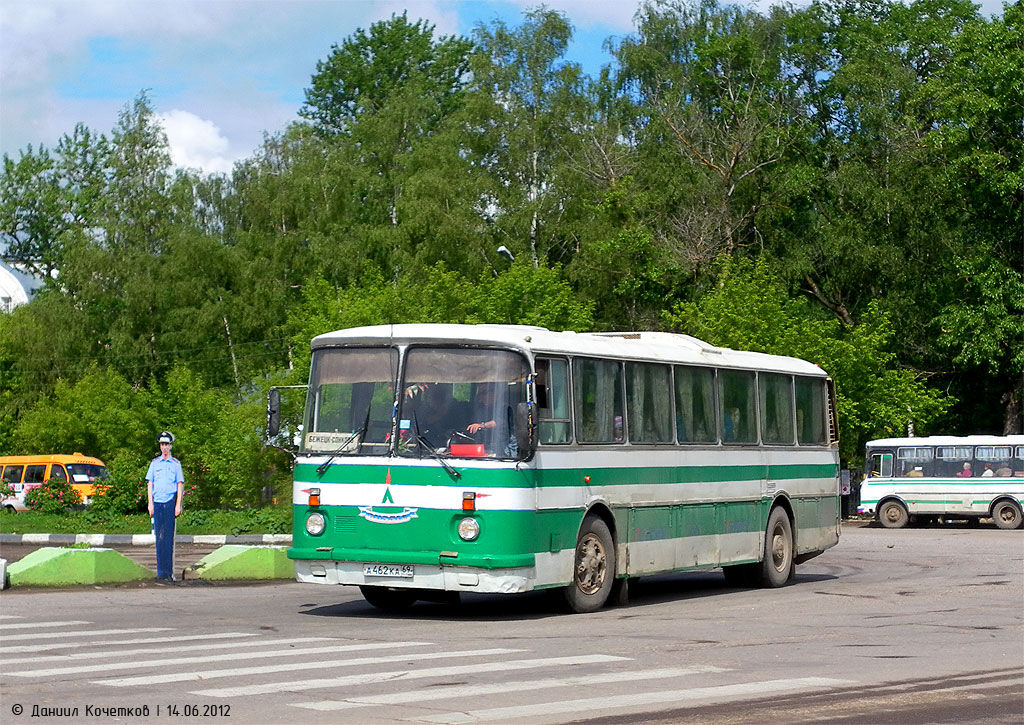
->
[564, 516, 615, 613]
[878, 500, 909, 529]
[359, 585, 418, 612]
[992, 500, 1023, 530]
[757, 507, 794, 588]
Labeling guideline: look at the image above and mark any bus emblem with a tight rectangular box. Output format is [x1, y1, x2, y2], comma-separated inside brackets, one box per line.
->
[357, 468, 417, 523]
[358, 506, 418, 524]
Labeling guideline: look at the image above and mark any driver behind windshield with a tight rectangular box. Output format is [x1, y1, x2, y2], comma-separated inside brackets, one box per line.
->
[466, 383, 517, 458]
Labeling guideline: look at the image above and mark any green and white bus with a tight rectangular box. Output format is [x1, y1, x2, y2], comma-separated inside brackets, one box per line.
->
[269, 324, 841, 612]
[859, 436, 1024, 530]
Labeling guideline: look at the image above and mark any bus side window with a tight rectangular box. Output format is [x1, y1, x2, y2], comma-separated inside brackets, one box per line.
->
[759, 373, 795, 445]
[870, 453, 893, 477]
[537, 358, 571, 444]
[719, 370, 756, 444]
[2, 465, 24, 486]
[795, 377, 827, 445]
[675, 366, 716, 443]
[626, 362, 673, 443]
[573, 358, 624, 443]
[897, 447, 933, 477]
[24, 465, 46, 485]
[49, 464, 69, 482]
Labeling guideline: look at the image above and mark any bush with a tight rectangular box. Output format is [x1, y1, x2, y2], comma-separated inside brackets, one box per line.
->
[24, 479, 82, 515]
[90, 451, 149, 515]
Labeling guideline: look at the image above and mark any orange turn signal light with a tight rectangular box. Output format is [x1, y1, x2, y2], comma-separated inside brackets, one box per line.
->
[462, 491, 476, 512]
[309, 488, 320, 507]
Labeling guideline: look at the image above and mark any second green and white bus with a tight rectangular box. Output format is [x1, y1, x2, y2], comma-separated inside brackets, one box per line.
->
[270, 324, 841, 612]
[859, 436, 1024, 529]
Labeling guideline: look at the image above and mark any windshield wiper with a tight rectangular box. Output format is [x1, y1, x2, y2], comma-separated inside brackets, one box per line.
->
[413, 413, 461, 481]
[317, 401, 373, 476]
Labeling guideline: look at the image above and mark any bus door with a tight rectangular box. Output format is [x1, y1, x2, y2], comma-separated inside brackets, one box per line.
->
[23, 464, 46, 496]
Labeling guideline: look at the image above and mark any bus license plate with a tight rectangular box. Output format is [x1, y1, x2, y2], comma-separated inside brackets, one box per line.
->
[363, 563, 414, 578]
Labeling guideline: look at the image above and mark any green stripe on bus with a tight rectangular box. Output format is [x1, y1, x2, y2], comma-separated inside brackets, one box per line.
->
[289, 495, 837, 567]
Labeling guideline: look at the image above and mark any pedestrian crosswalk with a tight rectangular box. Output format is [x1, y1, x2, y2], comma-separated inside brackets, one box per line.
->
[0, 616, 849, 723]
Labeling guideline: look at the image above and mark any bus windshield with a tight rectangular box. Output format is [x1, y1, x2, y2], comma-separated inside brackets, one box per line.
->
[398, 347, 530, 460]
[66, 464, 108, 483]
[303, 347, 398, 456]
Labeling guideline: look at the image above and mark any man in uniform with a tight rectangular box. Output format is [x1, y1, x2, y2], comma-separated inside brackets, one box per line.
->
[146, 431, 185, 581]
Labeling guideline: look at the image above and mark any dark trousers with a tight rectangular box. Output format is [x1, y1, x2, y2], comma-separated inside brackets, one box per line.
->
[153, 500, 177, 579]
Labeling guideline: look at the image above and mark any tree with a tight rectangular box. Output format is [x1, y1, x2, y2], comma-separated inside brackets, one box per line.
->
[467, 8, 586, 268]
[664, 257, 952, 463]
[615, 0, 806, 273]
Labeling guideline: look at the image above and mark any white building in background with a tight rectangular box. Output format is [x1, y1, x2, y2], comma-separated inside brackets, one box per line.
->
[1, 260, 34, 313]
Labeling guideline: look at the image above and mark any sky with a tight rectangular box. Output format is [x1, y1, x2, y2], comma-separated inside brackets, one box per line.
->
[0, 0, 1007, 176]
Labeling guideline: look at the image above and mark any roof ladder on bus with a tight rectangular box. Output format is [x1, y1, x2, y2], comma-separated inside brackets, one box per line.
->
[826, 379, 840, 446]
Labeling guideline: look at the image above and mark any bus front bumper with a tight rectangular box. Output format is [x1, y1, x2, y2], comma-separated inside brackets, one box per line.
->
[292, 559, 537, 594]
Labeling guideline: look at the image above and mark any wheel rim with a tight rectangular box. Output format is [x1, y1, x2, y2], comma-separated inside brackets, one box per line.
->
[998, 505, 1018, 525]
[884, 504, 904, 525]
[575, 532, 607, 595]
[770, 524, 789, 572]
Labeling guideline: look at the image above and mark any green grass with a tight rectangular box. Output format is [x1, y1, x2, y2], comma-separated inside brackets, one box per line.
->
[0, 507, 292, 536]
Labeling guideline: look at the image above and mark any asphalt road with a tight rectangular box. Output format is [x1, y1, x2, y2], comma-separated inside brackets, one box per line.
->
[1, 524, 1021, 724]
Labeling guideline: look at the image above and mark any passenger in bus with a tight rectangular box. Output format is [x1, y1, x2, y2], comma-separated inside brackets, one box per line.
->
[981, 463, 995, 477]
[995, 465, 1012, 477]
[466, 384, 516, 457]
[957, 462, 973, 477]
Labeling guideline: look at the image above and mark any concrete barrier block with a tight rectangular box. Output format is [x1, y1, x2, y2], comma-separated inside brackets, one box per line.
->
[6, 547, 154, 587]
[190, 545, 294, 581]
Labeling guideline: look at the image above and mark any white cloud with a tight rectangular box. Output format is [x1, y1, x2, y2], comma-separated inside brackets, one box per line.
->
[157, 110, 235, 175]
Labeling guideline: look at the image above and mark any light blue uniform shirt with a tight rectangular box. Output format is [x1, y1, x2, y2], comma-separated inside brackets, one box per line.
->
[146, 455, 184, 503]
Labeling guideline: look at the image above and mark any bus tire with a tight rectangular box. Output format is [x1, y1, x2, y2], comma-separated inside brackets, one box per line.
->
[564, 515, 615, 613]
[756, 507, 794, 588]
[992, 500, 1023, 530]
[359, 585, 418, 612]
[877, 500, 909, 529]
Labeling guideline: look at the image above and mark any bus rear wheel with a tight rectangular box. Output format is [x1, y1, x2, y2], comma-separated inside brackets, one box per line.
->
[564, 515, 615, 613]
[992, 500, 1023, 530]
[359, 585, 418, 612]
[877, 500, 909, 529]
[756, 507, 794, 588]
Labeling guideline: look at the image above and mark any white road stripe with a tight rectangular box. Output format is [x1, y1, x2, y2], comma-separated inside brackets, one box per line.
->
[6, 637, 340, 664]
[410, 677, 850, 723]
[293, 665, 726, 712]
[0, 620, 90, 630]
[193, 655, 630, 698]
[0, 615, 24, 620]
[12, 641, 433, 678]
[0, 632, 256, 654]
[2, 627, 173, 642]
[98, 648, 526, 688]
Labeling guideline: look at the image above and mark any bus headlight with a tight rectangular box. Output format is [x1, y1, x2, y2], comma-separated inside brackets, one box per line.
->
[458, 517, 480, 542]
[306, 512, 326, 536]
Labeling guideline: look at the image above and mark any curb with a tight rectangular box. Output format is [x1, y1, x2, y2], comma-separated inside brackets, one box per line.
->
[0, 533, 292, 546]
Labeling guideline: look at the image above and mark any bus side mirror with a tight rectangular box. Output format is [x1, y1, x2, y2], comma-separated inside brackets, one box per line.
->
[267, 389, 281, 438]
[515, 402, 535, 458]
